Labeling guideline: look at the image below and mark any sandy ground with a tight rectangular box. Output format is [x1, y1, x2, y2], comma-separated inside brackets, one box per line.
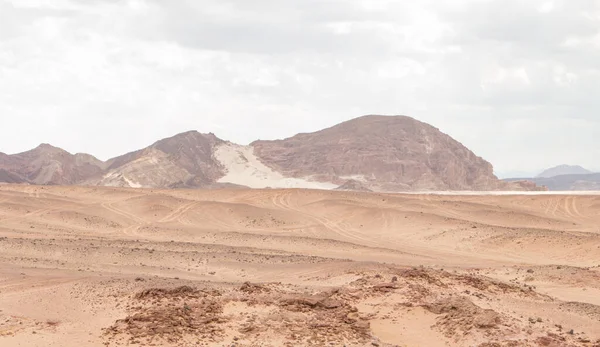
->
[1, 185, 599, 346]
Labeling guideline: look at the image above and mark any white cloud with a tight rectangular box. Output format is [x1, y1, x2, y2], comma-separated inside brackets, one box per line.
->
[0, 0, 599, 174]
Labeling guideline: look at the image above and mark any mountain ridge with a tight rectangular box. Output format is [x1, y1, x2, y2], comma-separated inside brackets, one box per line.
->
[536, 164, 592, 178]
[0, 115, 544, 192]
[0, 143, 106, 185]
[505, 172, 600, 191]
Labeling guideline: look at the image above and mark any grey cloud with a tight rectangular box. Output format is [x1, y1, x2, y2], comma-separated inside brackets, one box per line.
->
[450, 3, 597, 45]
[413, 1, 600, 118]
[136, 1, 397, 56]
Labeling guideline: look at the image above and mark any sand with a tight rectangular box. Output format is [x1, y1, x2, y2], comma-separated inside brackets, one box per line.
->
[0, 185, 599, 346]
[214, 143, 338, 189]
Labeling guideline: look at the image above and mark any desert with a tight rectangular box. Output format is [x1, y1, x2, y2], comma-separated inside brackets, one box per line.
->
[1, 184, 599, 346]
[2, 0, 599, 345]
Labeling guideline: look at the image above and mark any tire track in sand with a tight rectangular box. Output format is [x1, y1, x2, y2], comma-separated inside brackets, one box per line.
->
[159, 201, 198, 223]
[270, 190, 381, 247]
[101, 201, 146, 237]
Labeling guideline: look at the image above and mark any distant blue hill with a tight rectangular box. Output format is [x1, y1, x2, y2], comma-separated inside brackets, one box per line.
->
[536, 165, 592, 178]
[504, 172, 600, 191]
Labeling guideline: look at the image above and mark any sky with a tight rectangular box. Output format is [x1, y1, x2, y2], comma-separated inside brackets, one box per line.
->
[0, 0, 599, 177]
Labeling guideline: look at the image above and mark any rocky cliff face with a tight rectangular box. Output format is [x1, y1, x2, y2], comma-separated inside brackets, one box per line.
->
[0, 115, 542, 191]
[252, 115, 502, 191]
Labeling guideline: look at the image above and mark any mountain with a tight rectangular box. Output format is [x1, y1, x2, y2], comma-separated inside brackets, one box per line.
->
[503, 165, 599, 191]
[0, 115, 544, 191]
[505, 173, 600, 191]
[0, 144, 105, 185]
[252, 115, 504, 191]
[94, 131, 225, 188]
[536, 165, 592, 178]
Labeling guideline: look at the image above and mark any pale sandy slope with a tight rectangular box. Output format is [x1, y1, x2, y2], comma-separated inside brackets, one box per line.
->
[0, 185, 599, 346]
[214, 142, 337, 189]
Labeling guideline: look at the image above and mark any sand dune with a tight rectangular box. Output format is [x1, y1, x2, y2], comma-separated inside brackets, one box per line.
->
[1, 185, 599, 346]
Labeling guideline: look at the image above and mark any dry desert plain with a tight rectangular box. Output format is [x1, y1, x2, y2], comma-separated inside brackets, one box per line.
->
[1, 185, 600, 346]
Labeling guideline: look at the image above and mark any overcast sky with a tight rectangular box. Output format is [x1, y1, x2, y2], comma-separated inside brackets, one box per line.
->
[0, 0, 599, 176]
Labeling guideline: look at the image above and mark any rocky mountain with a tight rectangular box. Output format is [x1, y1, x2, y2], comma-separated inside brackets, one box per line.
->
[94, 131, 225, 188]
[0, 144, 105, 185]
[252, 115, 504, 191]
[505, 173, 600, 191]
[536, 165, 592, 178]
[504, 165, 599, 191]
[0, 115, 544, 191]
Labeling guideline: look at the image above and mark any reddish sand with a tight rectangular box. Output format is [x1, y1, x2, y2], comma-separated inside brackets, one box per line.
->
[1, 185, 599, 346]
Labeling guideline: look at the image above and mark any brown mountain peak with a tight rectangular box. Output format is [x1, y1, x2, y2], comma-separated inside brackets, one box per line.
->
[0, 143, 105, 185]
[252, 114, 499, 191]
[29, 143, 68, 154]
[340, 114, 415, 123]
[99, 130, 227, 188]
[36, 143, 57, 149]
[313, 114, 436, 136]
[153, 130, 223, 151]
